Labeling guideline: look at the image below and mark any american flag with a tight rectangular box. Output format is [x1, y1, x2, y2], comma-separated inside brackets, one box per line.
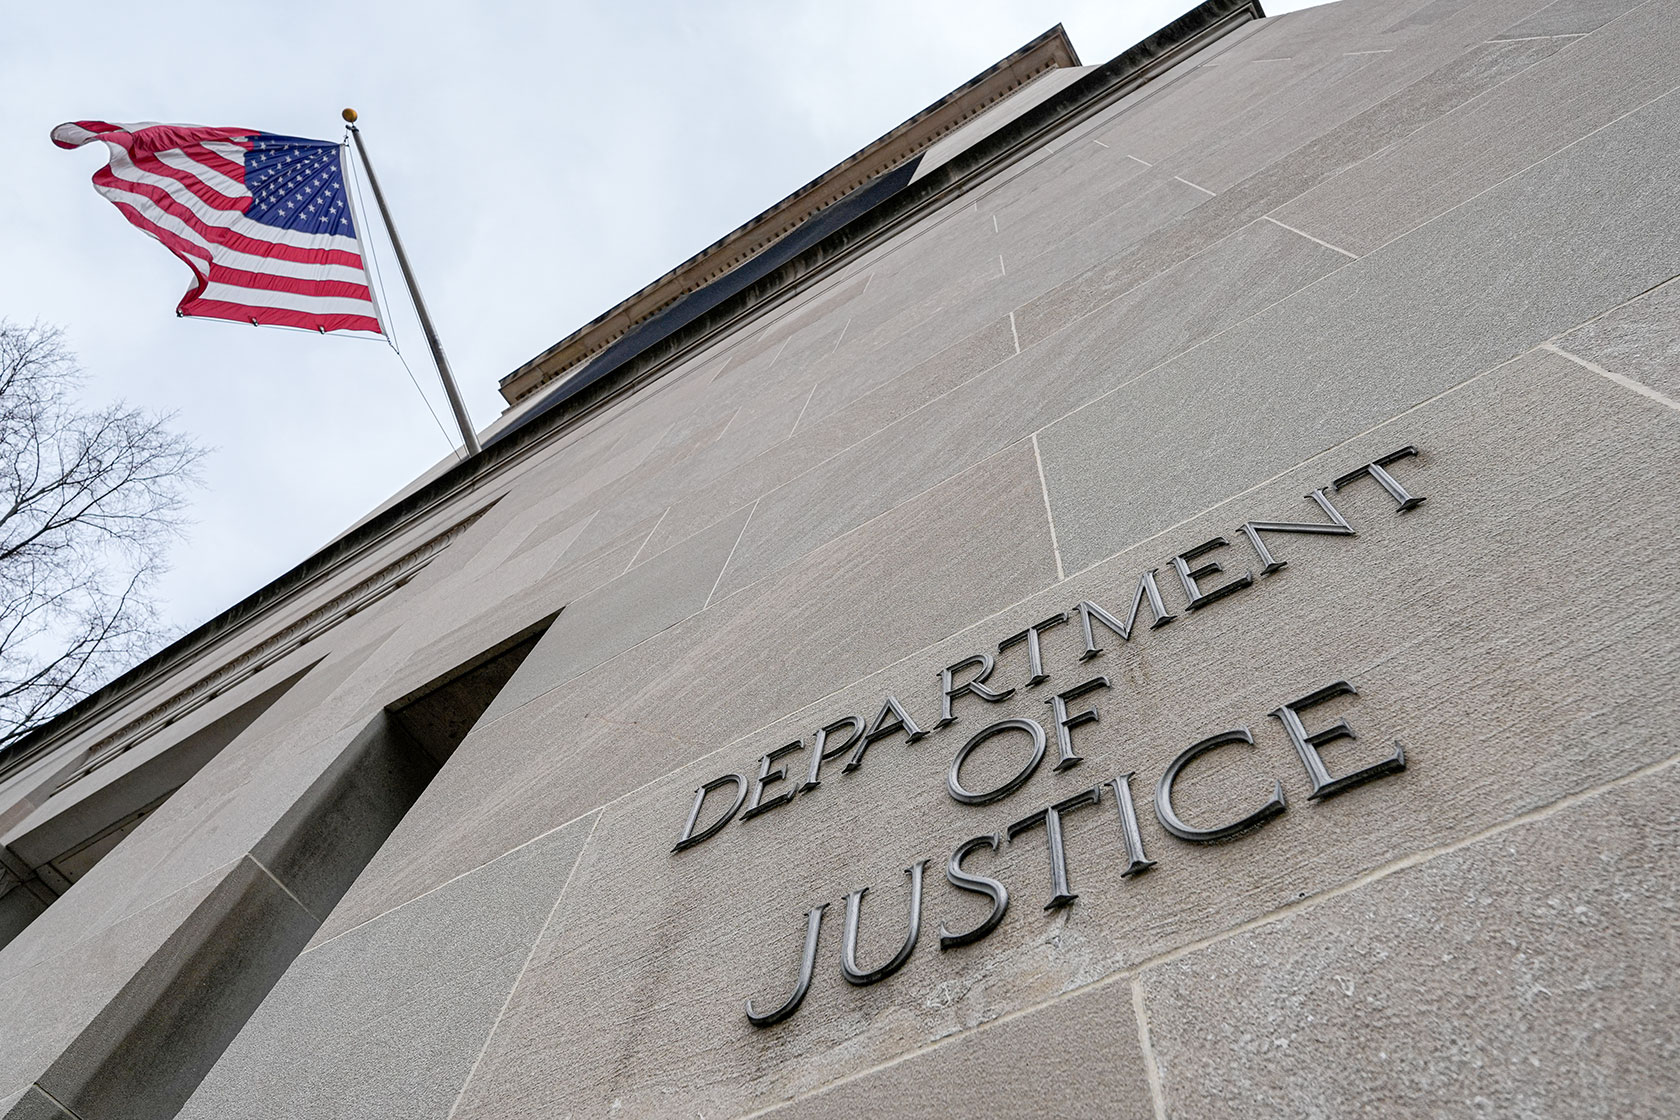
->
[52, 120, 383, 336]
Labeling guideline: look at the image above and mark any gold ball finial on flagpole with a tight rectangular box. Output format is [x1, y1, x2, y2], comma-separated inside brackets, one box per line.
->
[341, 108, 359, 124]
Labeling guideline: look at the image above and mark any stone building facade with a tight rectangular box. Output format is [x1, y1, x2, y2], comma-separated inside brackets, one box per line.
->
[1, 0, 1678, 1115]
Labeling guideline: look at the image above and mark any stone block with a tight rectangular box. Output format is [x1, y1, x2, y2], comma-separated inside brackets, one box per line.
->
[627, 312, 1017, 565]
[0, 632, 414, 990]
[1040, 86, 1680, 572]
[973, 106, 1146, 223]
[1555, 279, 1680, 405]
[828, 222, 1020, 370]
[4, 728, 333, 959]
[509, 490, 664, 580]
[709, 215, 1343, 604]
[2, 662, 316, 872]
[794, 312, 1018, 443]
[377, 498, 649, 688]
[376, 536, 626, 707]
[1380, 0, 1484, 36]
[180, 816, 596, 1120]
[1236, 0, 1420, 46]
[991, 173, 1212, 287]
[1168, 51, 1390, 195]
[1271, 0, 1525, 50]
[520, 409, 676, 512]
[1012, 26, 1566, 349]
[1492, 0, 1645, 40]
[1272, 0, 1680, 255]
[307, 598, 754, 949]
[1, 1088, 73, 1120]
[1138, 761, 1680, 1118]
[1114, 54, 1317, 170]
[500, 501, 606, 568]
[853, 202, 1002, 296]
[762, 976, 1155, 1120]
[480, 502, 755, 723]
[654, 378, 824, 494]
[991, 214, 1352, 426]
[596, 442, 1057, 749]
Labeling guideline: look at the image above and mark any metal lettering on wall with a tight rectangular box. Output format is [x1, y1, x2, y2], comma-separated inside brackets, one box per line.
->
[672, 446, 1428, 1027]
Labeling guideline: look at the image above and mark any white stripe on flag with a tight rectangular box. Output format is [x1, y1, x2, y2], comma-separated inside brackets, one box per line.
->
[223, 214, 363, 256]
[196, 282, 379, 317]
[152, 149, 245, 200]
[213, 244, 369, 284]
[200, 140, 248, 161]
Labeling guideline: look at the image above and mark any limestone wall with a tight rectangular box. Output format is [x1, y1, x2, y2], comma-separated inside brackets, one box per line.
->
[3, 0, 1677, 1115]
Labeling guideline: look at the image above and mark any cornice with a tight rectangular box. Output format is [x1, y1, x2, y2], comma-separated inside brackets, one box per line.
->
[496, 25, 1080, 407]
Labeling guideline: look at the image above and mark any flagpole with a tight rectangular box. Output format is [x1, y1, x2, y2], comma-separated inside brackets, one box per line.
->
[341, 108, 482, 456]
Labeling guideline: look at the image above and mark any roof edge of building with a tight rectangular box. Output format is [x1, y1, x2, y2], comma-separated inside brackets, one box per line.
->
[496, 24, 1081, 408]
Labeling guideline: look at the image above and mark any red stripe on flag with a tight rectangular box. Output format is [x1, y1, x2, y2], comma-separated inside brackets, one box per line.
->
[214, 228, 364, 268]
[183, 299, 382, 334]
[206, 263, 373, 302]
[124, 124, 257, 154]
[177, 142, 247, 181]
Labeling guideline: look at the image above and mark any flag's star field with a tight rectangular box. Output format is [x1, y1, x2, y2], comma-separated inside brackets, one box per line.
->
[244, 136, 356, 237]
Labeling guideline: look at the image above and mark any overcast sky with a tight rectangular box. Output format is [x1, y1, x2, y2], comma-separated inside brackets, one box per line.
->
[1, 0, 1324, 645]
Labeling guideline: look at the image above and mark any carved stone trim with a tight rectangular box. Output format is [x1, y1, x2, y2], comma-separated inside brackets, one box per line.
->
[47, 504, 490, 795]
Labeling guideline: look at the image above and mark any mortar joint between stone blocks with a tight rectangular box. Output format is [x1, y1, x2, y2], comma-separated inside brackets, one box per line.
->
[247, 852, 323, 924]
[1132, 976, 1170, 1120]
[444, 808, 603, 1120]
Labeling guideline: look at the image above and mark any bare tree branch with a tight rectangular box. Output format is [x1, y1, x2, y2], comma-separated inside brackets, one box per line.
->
[0, 321, 206, 754]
